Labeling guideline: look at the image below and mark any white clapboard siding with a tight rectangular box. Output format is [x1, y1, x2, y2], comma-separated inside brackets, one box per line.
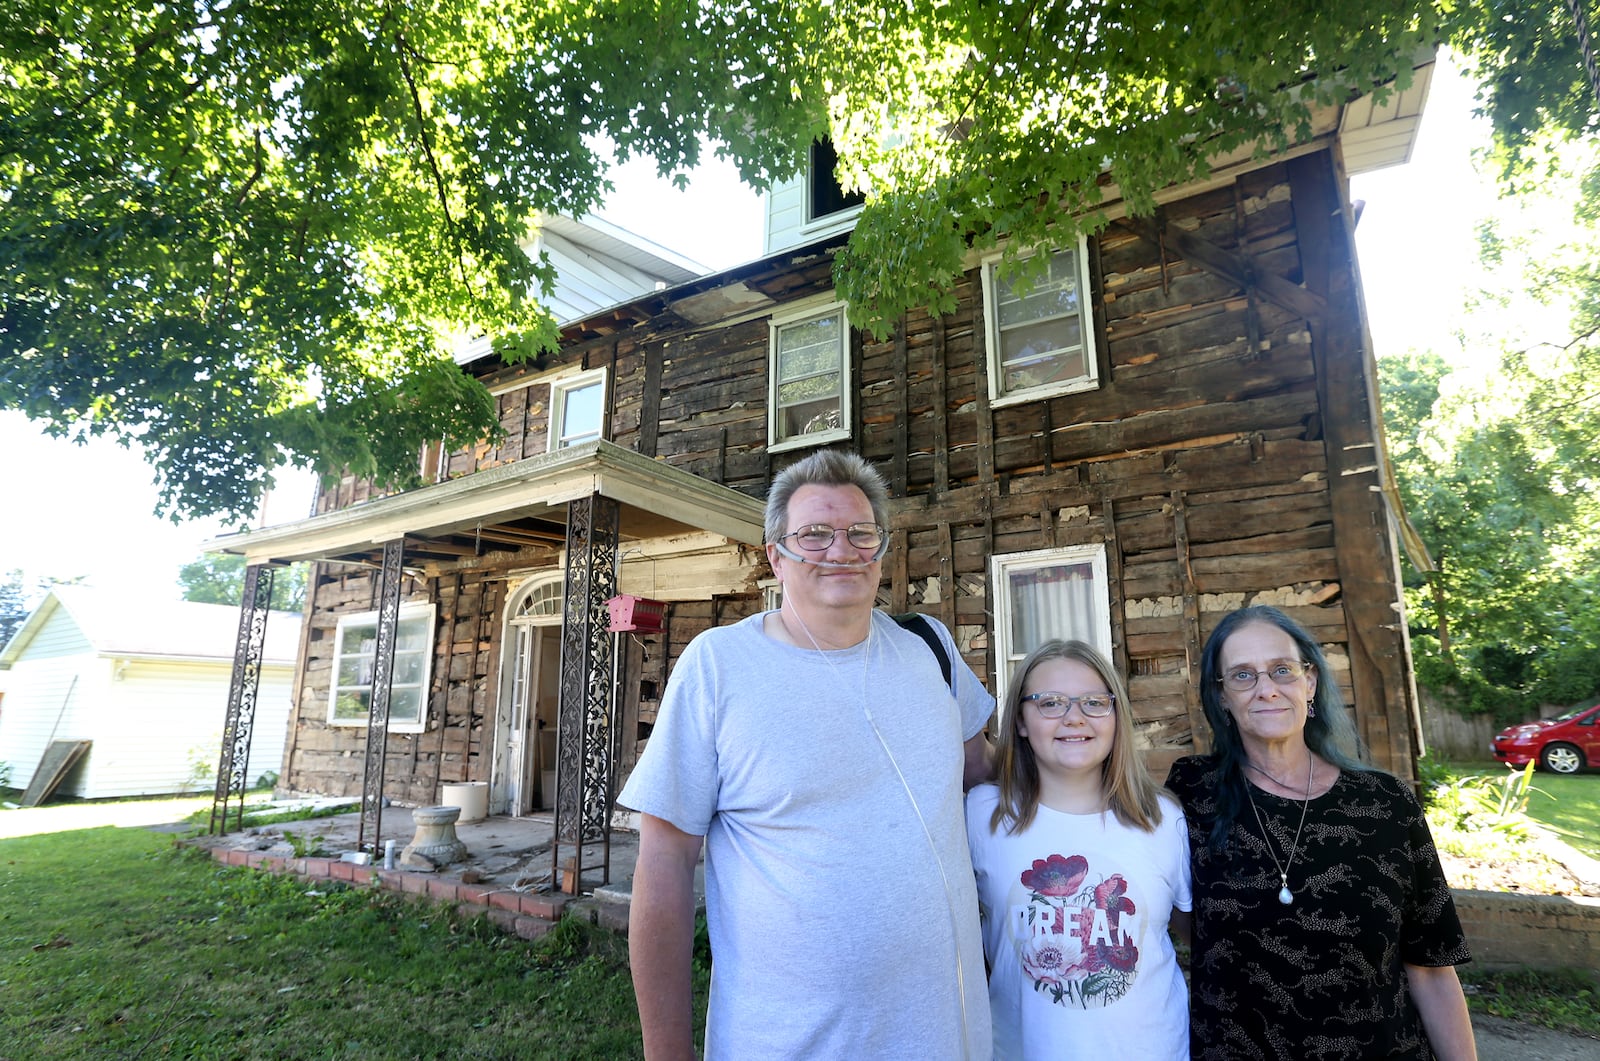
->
[763, 173, 861, 257]
[0, 605, 103, 792]
[71, 659, 294, 798]
[0, 588, 302, 800]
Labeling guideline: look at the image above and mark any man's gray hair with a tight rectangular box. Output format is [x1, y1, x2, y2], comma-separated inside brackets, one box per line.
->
[765, 449, 890, 545]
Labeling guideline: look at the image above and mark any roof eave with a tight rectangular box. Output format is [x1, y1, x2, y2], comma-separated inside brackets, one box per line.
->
[206, 441, 766, 566]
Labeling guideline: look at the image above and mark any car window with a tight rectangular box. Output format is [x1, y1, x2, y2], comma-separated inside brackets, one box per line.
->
[1552, 703, 1600, 723]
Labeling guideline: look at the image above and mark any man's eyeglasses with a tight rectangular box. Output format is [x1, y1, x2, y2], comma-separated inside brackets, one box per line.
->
[1020, 692, 1116, 718]
[779, 523, 886, 553]
[1218, 661, 1311, 692]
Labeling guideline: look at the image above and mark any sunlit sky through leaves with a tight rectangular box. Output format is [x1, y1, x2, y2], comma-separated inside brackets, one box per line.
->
[0, 54, 1538, 604]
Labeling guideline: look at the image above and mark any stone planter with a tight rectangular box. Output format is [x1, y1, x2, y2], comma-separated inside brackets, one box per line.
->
[400, 805, 468, 868]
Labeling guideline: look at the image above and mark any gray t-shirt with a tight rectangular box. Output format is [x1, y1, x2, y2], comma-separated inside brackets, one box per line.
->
[620, 609, 995, 1060]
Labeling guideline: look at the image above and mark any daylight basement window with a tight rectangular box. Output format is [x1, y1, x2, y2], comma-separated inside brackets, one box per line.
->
[548, 367, 607, 451]
[990, 544, 1112, 701]
[769, 299, 851, 452]
[981, 237, 1099, 407]
[327, 604, 436, 733]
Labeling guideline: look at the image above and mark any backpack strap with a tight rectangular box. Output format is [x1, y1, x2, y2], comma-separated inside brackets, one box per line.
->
[891, 612, 954, 695]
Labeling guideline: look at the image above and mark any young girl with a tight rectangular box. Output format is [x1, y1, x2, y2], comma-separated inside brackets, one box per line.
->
[966, 640, 1192, 1061]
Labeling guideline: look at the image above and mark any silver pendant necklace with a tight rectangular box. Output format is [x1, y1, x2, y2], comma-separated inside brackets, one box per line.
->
[1244, 755, 1314, 905]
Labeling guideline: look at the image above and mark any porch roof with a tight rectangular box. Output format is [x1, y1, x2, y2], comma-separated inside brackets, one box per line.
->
[206, 441, 766, 567]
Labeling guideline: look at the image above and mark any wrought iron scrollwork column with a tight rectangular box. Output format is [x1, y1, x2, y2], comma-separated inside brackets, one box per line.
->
[553, 494, 620, 891]
[210, 563, 276, 835]
[358, 539, 406, 853]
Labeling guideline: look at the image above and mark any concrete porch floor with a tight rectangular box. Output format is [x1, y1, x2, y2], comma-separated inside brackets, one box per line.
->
[188, 800, 703, 936]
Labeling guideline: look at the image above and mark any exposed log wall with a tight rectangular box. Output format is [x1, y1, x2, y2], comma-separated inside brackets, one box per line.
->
[287, 148, 1418, 799]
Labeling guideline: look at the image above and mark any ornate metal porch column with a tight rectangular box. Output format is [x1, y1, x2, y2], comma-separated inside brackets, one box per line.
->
[209, 563, 277, 835]
[552, 493, 620, 891]
[357, 538, 406, 853]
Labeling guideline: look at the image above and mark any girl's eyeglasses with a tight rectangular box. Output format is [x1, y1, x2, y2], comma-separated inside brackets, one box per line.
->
[1021, 692, 1116, 718]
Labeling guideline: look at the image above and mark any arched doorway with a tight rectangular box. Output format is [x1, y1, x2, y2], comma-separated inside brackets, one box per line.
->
[490, 573, 563, 816]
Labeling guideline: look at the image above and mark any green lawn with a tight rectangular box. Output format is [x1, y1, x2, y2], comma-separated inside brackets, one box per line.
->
[0, 826, 708, 1059]
[1523, 772, 1600, 861]
[3, 822, 1595, 1050]
[1447, 761, 1600, 861]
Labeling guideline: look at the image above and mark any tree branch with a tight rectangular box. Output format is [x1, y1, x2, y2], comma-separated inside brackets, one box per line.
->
[393, 30, 472, 291]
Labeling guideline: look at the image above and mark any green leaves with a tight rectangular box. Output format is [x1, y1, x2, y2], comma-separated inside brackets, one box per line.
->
[825, 0, 1440, 337]
[1379, 145, 1600, 715]
[1, 0, 810, 523]
[4, 0, 1590, 522]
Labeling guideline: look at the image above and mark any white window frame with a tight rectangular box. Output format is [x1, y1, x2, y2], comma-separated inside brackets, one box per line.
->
[980, 236, 1099, 408]
[768, 299, 852, 452]
[548, 367, 607, 451]
[990, 544, 1112, 701]
[327, 604, 437, 733]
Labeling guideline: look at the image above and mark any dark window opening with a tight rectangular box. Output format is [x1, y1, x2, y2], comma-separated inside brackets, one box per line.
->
[808, 138, 866, 223]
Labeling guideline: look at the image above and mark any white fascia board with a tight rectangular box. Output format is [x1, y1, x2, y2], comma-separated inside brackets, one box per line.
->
[205, 442, 765, 564]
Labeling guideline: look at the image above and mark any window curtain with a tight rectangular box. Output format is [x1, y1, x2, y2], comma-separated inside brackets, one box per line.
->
[1008, 561, 1098, 655]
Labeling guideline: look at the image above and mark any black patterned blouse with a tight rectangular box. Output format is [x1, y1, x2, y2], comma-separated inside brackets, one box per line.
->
[1165, 756, 1471, 1061]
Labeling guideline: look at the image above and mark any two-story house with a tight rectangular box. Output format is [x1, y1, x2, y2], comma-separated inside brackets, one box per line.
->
[209, 58, 1436, 868]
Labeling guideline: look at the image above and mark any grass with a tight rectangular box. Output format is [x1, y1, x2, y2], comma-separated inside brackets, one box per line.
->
[3, 818, 1594, 1052]
[1430, 760, 1600, 862]
[0, 827, 710, 1059]
[183, 799, 359, 832]
[1459, 967, 1600, 1038]
[1521, 772, 1600, 861]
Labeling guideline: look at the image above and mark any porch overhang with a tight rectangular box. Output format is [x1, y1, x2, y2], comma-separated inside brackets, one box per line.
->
[207, 441, 766, 567]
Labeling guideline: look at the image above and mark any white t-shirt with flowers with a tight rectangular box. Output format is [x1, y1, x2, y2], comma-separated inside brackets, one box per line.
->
[966, 783, 1192, 1061]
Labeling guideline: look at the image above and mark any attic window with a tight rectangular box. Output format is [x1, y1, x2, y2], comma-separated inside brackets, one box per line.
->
[981, 237, 1099, 406]
[549, 368, 606, 450]
[806, 138, 866, 225]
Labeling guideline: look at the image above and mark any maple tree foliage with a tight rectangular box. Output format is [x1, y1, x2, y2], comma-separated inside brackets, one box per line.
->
[1378, 142, 1600, 717]
[2, 0, 1593, 521]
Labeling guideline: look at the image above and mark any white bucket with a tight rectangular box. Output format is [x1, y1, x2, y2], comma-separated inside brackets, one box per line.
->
[440, 781, 489, 823]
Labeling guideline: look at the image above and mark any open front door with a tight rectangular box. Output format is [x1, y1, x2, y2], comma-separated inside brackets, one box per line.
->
[491, 574, 564, 817]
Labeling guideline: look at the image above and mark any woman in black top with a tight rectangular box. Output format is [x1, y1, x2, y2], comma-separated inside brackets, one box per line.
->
[1165, 605, 1476, 1060]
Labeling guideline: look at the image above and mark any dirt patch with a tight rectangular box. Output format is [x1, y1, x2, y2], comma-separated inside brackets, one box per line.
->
[1437, 828, 1600, 898]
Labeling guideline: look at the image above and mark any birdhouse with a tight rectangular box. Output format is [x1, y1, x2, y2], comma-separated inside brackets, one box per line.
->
[606, 594, 666, 633]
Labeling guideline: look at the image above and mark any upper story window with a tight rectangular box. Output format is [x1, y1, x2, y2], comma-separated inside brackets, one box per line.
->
[327, 604, 437, 733]
[549, 367, 606, 451]
[807, 138, 866, 225]
[981, 237, 1098, 407]
[990, 544, 1112, 701]
[769, 299, 851, 452]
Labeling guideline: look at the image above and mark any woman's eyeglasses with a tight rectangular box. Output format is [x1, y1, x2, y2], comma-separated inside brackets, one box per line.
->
[1218, 661, 1311, 692]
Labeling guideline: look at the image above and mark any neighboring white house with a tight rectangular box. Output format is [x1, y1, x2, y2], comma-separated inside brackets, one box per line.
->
[0, 586, 301, 800]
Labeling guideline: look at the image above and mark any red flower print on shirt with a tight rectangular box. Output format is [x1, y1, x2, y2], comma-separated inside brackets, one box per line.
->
[1020, 853, 1088, 896]
[1093, 873, 1136, 934]
[1100, 942, 1139, 972]
[1014, 854, 1143, 1008]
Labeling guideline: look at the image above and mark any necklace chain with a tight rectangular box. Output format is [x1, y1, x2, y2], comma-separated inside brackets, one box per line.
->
[1244, 755, 1314, 906]
[1245, 759, 1303, 792]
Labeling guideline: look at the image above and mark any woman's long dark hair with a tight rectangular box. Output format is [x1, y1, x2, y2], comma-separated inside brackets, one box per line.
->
[1199, 605, 1367, 853]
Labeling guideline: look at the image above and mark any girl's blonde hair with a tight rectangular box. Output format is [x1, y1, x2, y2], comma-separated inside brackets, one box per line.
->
[990, 639, 1165, 835]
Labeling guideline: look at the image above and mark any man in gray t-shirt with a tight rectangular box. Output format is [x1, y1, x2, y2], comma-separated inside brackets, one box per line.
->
[621, 449, 995, 1060]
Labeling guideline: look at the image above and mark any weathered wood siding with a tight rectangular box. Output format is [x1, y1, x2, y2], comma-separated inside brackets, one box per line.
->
[286, 147, 1417, 800]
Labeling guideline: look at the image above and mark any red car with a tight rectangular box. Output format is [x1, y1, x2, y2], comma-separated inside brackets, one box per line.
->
[1492, 702, 1600, 774]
